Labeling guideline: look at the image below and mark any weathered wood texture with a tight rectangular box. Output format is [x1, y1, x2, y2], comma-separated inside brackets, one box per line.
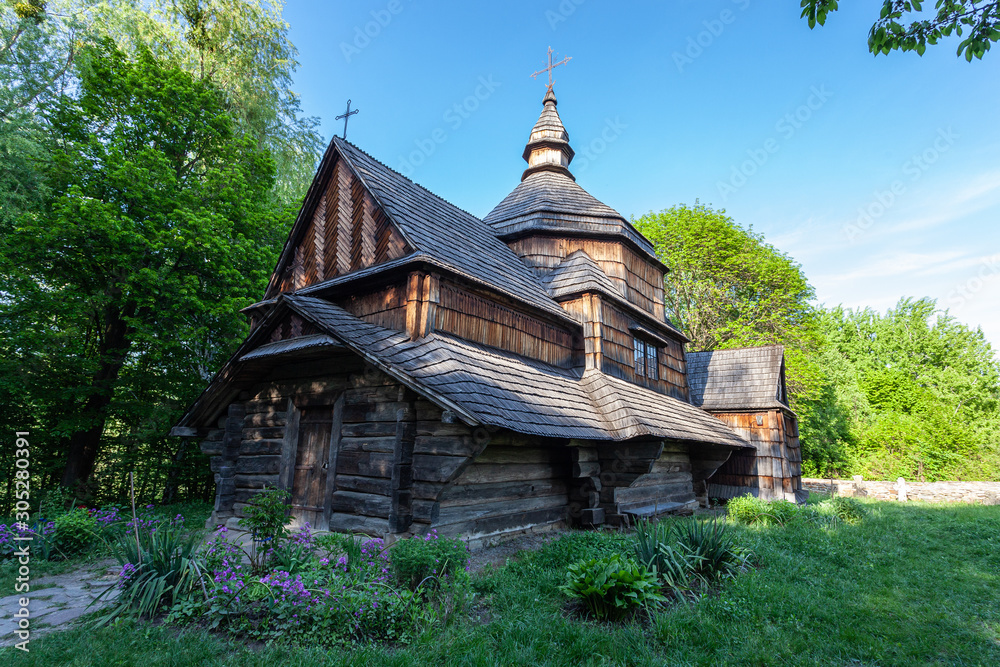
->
[339, 284, 408, 332]
[507, 236, 666, 320]
[272, 156, 410, 295]
[433, 281, 576, 367]
[706, 410, 802, 501]
[599, 301, 687, 400]
[427, 439, 571, 540]
[268, 314, 319, 343]
[596, 441, 696, 525]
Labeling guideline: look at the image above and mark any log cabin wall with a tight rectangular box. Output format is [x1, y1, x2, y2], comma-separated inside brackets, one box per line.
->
[200, 358, 426, 535]
[507, 236, 666, 320]
[596, 441, 696, 525]
[419, 424, 573, 543]
[706, 410, 802, 501]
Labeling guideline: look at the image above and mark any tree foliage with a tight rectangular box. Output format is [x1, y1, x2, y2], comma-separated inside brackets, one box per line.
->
[0, 40, 283, 500]
[819, 298, 1000, 480]
[633, 203, 850, 472]
[633, 203, 817, 354]
[634, 203, 999, 481]
[801, 0, 1000, 61]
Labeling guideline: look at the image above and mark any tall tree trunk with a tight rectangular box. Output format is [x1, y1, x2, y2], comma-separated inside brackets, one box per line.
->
[161, 438, 189, 505]
[60, 302, 134, 492]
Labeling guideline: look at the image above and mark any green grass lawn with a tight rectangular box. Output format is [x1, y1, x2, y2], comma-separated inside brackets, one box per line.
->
[6, 499, 1000, 666]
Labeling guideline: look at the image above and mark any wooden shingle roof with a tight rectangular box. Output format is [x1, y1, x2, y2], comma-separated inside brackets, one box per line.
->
[686, 346, 789, 411]
[286, 296, 748, 447]
[541, 250, 624, 300]
[332, 139, 571, 322]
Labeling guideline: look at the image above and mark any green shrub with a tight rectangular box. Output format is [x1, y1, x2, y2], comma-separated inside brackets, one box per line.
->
[559, 554, 665, 621]
[52, 508, 97, 559]
[633, 517, 673, 569]
[727, 495, 807, 526]
[238, 487, 291, 574]
[767, 500, 800, 525]
[827, 495, 867, 524]
[633, 518, 748, 599]
[315, 532, 363, 572]
[390, 531, 469, 592]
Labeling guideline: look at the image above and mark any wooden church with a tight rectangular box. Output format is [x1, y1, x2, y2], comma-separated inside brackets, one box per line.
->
[171, 80, 805, 542]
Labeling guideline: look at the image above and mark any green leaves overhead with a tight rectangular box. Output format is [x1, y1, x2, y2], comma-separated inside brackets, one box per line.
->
[801, 0, 1000, 60]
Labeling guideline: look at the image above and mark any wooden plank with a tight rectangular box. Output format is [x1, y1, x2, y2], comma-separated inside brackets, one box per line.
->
[330, 490, 391, 517]
[438, 479, 569, 507]
[336, 450, 394, 478]
[278, 399, 300, 492]
[323, 393, 344, 530]
[435, 493, 566, 525]
[412, 454, 469, 483]
[451, 462, 570, 485]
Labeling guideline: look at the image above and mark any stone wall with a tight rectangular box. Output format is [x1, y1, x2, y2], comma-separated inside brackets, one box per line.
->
[802, 477, 1000, 505]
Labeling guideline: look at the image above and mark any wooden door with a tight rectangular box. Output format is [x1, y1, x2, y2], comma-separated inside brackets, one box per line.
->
[290, 403, 341, 529]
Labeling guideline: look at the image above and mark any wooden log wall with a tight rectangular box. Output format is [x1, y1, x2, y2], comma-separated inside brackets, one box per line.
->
[595, 441, 695, 525]
[428, 433, 572, 540]
[269, 156, 410, 297]
[507, 236, 666, 320]
[433, 281, 576, 367]
[706, 410, 802, 501]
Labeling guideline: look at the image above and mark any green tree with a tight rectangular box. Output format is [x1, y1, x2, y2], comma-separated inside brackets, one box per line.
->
[633, 203, 817, 355]
[0, 41, 282, 495]
[820, 298, 1000, 480]
[633, 203, 854, 474]
[88, 0, 322, 204]
[801, 0, 1000, 61]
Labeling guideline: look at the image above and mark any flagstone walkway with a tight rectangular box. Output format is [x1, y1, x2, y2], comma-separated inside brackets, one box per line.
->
[0, 560, 119, 647]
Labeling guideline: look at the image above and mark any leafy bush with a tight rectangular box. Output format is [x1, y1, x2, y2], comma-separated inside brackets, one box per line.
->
[727, 495, 804, 526]
[238, 487, 291, 574]
[52, 508, 97, 559]
[269, 524, 315, 574]
[559, 554, 665, 621]
[96, 516, 206, 625]
[315, 532, 363, 572]
[827, 495, 867, 524]
[767, 500, 800, 526]
[390, 530, 469, 592]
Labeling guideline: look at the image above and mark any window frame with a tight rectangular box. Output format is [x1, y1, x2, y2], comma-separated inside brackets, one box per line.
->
[632, 336, 660, 381]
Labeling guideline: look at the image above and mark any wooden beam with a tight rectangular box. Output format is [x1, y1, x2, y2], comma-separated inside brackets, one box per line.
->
[278, 399, 301, 493]
[323, 392, 345, 530]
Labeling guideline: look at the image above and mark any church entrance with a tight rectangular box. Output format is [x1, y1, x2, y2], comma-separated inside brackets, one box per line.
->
[290, 398, 343, 529]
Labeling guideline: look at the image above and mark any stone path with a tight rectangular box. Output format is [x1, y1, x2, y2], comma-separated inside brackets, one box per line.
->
[0, 560, 119, 647]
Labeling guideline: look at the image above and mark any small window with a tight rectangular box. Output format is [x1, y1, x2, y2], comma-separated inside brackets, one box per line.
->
[633, 336, 660, 380]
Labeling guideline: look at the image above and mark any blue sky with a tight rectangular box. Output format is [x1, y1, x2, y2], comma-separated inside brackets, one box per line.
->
[282, 0, 1000, 352]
